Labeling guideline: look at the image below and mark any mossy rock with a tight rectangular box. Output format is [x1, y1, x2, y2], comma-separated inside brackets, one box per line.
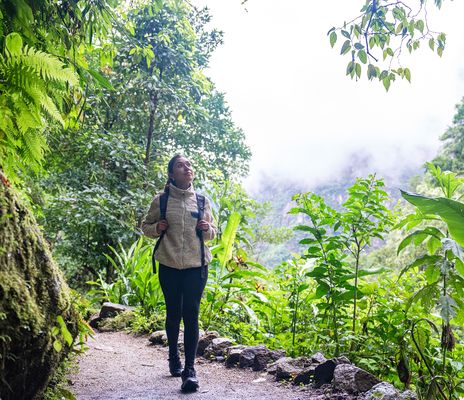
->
[97, 310, 135, 332]
[0, 173, 79, 400]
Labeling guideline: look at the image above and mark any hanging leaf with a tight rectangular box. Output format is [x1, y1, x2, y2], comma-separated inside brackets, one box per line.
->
[401, 191, 464, 247]
[439, 295, 458, 323]
[397, 227, 444, 254]
[217, 212, 241, 269]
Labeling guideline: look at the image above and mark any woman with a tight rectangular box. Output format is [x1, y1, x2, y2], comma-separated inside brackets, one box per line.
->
[142, 154, 216, 392]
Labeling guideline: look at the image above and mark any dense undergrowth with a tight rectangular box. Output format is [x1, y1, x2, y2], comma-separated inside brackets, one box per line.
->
[86, 168, 464, 399]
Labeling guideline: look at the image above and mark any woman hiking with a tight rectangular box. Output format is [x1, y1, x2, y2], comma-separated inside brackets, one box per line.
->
[142, 154, 216, 392]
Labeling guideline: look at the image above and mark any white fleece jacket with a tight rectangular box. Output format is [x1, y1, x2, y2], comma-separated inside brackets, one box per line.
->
[142, 183, 216, 269]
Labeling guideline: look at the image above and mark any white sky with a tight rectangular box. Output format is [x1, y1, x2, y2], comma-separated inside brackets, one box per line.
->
[193, 0, 464, 193]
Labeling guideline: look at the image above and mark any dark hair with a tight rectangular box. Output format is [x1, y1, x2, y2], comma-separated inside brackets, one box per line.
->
[165, 154, 184, 192]
[167, 154, 183, 174]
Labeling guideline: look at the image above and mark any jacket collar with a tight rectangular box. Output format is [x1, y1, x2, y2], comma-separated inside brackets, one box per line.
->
[168, 182, 195, 198]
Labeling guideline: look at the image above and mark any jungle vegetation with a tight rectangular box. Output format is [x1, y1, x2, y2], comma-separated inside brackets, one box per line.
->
[1, 1, 463, 399]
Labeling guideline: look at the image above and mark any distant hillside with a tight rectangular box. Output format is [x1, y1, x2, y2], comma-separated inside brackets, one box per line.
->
[248, 161, 423, 268]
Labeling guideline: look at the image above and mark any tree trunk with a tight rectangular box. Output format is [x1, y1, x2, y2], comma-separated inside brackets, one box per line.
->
[144, 90, 159, 167]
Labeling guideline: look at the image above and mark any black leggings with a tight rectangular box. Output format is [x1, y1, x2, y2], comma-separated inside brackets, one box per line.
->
[158, 264, 208, 368]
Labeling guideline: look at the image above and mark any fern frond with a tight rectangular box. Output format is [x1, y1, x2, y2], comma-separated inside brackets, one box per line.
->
[18, 128, 47, 171]
[21, 45, 79, 86]
[14, 100, 43, 134]
[0, 35, 81, 178]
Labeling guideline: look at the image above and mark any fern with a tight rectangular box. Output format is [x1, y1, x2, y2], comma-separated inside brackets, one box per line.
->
[0, 32, 79, 178]
[20, 45, 79, 86]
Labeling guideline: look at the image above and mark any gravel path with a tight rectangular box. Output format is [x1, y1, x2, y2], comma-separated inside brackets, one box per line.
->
[68, 331, 316, 400]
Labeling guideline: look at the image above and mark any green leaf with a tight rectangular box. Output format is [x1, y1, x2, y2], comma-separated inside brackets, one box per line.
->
[415, 20, 425, 33]
[383, 76, 391, 91]
[346, 61, 355, 76]
[56, 388, 77, 400]
[401, 191, 464, 247]
[87, 69, 115, 91]
[330, 31, 337, 48]
[429, 38, 435, 51]
[53, 340, 62, 352]
[439, 295, 458, 323]
[341, 30, 351, 39]
[397, 227, 444, 254]
[5, 32, 23, 56]
[355, 63, 361, 78]
[358, 50, 367, 64]
[218, 212, 241, 268]
[315, 282, 330, 298]
[442, 238, 464, 261]
[340, 40, 351, 55]
[424, 264, 440, 284]
[455, 259, 464, 277]
[398, 254, 441, 281]
[367, 64, 377, 80]
[404, 68, 411, 82]
[406, 283, 439, 312]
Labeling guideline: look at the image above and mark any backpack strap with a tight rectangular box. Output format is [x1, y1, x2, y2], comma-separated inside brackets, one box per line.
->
[152, 192, 168, 274]
[195, 194, 206, 275]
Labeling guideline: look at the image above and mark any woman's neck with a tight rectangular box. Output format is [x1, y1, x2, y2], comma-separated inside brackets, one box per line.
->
[173, 182, 191, 190]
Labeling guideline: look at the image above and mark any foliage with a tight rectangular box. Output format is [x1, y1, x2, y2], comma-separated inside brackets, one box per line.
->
[0, 0, 117, 179]
[87, 238, 164, 316]
[33, 2, 251, 285]
[397, 163, 464, 398]
[0, 32, 79, 180]
[329, 0, 447, 90]
[39, 129, 149, 286]
[291, 175, 395, 354]
[433, 98, 464, 175]
[340, 175, 394, 337]
[130, 308, 165, 334]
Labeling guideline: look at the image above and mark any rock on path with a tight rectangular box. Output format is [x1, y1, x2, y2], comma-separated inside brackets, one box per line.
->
[69, 331, 309, 400]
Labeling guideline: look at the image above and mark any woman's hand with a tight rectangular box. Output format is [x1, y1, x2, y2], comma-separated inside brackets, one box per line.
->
[196, 220, 210, 232]
[156, 219, 169, 234]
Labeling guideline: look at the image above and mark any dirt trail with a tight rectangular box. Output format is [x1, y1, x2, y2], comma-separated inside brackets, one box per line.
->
[68, 331, 316, 400]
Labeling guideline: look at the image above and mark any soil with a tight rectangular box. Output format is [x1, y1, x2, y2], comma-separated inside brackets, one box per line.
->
[68, 331, 321, 400]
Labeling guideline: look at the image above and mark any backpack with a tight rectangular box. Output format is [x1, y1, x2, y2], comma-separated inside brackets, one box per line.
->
[151, 191, 206, 273]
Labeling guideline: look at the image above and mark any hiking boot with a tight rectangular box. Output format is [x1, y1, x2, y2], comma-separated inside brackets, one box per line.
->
[181, 367, 199, 392]
[168, 355, 182, 377]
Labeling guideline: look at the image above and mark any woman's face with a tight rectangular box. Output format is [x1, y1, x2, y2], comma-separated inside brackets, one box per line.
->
[169, 156, 194, 187]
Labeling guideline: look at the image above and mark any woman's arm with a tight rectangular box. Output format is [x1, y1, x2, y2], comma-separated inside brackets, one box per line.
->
[141, 194, 162, 239]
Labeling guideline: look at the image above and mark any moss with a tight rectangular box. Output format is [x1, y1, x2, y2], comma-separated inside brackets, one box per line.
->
[0, 172, 79, 400]
[98, 310, 135, 332]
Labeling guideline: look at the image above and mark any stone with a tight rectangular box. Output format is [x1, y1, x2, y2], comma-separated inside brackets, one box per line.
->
[149, 330, 167, 345]
[99, 302, 135, 319]
[333, 364, 381, 394]
[197, 331, 220, 356]
[314, 357, 351, 387]
[203, 337, 234, 359]
[88, 312, 102, 329]
[237, 345, 268, 369]
[311, 352, 327, 364]
[293, 366, 317, 386]
[225, 345, 246, 368]
[253, 349, 286, 371]
[273, 357, 310, 381]
[361, 382, 403, 399]
[0, 173, 79, 400]
[400, 389, 418, 400]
